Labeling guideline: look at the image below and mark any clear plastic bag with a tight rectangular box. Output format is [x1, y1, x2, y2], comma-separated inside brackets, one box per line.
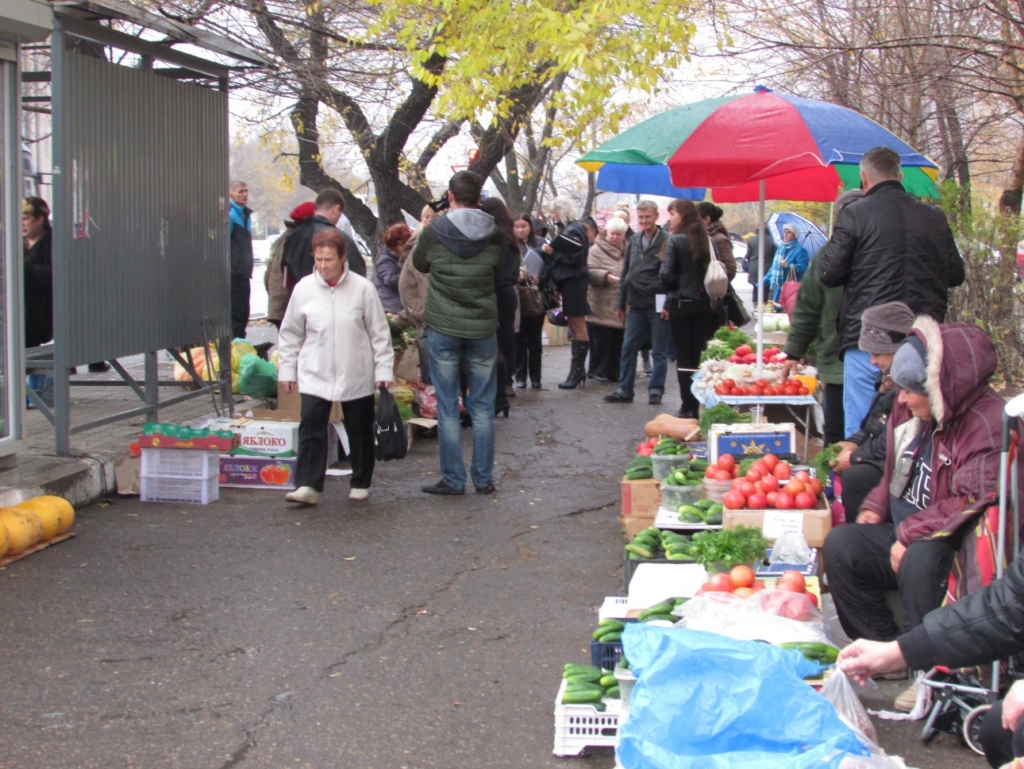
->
[821, 670, 878, 745]
[771, 531, 814, 565]
[673, 591, 830, 645]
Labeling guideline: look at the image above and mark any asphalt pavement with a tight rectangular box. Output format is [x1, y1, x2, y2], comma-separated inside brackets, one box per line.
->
[0, 345, 990, 769]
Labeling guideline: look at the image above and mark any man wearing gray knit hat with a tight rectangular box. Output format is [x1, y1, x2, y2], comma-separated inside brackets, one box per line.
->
[829, 301, 917, 518]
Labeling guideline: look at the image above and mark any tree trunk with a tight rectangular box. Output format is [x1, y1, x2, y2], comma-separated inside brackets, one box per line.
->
[999, 127, 1024, 215]
[503, 150, 525, 214]
[582, 171, 597, 218]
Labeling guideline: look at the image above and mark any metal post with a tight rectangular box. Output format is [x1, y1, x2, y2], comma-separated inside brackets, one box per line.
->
[218, 336, 233, 417]
[51, 20, 71, 455]
[144, 351, 159, 423]
[755, 179, 765, 379]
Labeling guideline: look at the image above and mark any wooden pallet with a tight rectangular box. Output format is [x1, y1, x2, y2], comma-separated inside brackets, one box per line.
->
[0, 533, 76, 567]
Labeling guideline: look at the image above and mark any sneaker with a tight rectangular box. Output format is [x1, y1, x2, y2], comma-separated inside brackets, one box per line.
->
[421, 480, 465, 495]
[475, 483, 496, 495]
[348, 488, 369, 501]
[285, 486, 321, 505]
[894, 681, 919, 713]
[604, 391, 634, 404]
[648, 392, 662, 405]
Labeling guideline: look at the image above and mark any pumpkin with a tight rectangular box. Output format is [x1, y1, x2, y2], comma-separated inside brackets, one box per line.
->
[0, 507, 43, 555]
[32, 495, 75, 535]
[16, 498, 62, 541]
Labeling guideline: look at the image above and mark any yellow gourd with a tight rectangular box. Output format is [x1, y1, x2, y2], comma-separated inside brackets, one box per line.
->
[0, 507, 43, 555]
[15, 498, 62, 541]
[31, 495, 75, 535]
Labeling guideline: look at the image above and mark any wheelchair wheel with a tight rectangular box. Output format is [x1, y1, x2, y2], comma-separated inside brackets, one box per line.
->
[963, 703, 993, 756]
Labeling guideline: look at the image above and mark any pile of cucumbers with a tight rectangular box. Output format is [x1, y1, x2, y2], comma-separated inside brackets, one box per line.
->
[663, 458, 709, 488]
[561, 663, 619, 707]
[653, 438, 688, 455]
[679, 498, 724, 525]
[779, 641, 840, 666]
[625, 527, 696, 562]
[624, 454, 653, 480]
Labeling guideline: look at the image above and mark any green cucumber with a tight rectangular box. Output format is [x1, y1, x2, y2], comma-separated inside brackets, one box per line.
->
[641, 613, 677, 623]
[694, 498, 715, 511]
[563, 689, 604, 704]
[638, 600, 675, 619]
[597, 631, 622, 643]
[563, 664, 602, 680]
[666, 551, 696, 561]
[599, 617, 625, 629]
[599, 673, 618, 688]
[689, 459, 709, 472]
[704, 511, 723, 525]
[624, 543, 654, 559]
[679, 511, 703, 524]
[605, 685, 621, 699]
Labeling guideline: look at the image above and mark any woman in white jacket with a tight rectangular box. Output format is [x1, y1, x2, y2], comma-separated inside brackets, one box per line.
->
[278, 228, 394, 505]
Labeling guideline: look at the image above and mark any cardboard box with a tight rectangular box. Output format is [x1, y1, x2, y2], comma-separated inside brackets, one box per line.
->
[621, 477, 662, 518]
[723, 497, 832, 548]
[542, 319, 568, 347]
[276, 382, 343, 422]
[139, 432, 239, 452]
[114, 455, 141, 495]
[619, 515, 654, 540]
[207, 414, 299, 458]
[219, 455, 298, 490]
[708, 423, 797, 464]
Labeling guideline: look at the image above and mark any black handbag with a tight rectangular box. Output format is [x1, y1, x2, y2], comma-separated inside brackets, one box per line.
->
[517, 282, 546, 317]
[724, 287, 752, 326]
[539, 274, 560, 311]
[374, 385, 408, 461]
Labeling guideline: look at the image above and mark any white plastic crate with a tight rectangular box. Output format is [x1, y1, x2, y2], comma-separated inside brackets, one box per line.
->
[141, 474, 219, 505]
[141, 448, 219, 479]
[553, 678, 621, 757]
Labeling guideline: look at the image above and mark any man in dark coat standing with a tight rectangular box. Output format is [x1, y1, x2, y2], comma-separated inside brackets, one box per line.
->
[282, 188, 366, 287]
[229, 181, 254, 339]
[819, 146, 965, 439]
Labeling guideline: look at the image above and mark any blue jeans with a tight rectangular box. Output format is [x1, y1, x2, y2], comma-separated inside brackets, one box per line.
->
[617, 307, 671, 398]
[843, 348, 880, 439]
[428, 329, 498, 490]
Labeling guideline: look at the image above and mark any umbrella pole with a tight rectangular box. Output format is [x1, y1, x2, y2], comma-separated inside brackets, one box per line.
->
[829, 202, 834, 235]
[755, 180, 766, 425]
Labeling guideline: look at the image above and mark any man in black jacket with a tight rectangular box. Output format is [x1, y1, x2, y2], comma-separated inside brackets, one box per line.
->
[819, 146, 964, 440]
[229, 181, 254, 339]
[282, 188, 366, 287]
[604, 200, 670, 405]
[838, 531, 1024, 767]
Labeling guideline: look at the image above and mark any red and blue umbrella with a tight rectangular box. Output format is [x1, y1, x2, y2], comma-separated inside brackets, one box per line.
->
[577, 87, 940, 202]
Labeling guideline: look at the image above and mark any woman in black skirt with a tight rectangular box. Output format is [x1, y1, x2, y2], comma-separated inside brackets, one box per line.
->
[541, 198, 591, 390]
[513, 213, 546, 389]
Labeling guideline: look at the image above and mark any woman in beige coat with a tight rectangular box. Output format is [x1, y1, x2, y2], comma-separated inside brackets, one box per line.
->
[586, 217, 628, 384]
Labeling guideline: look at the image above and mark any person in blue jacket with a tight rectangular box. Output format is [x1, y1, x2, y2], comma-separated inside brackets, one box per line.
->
[764, 222, 809, 305]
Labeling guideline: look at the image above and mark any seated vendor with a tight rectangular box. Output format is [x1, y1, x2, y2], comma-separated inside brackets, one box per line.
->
[823, 316, 1005, 711]
[830, 302, 916, 516]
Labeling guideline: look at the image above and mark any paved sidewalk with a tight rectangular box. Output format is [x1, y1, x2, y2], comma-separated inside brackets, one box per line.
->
[1, 322, 279, 508]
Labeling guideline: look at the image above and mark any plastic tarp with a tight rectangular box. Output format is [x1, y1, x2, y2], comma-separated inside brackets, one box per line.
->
[617, 624, 869, 768]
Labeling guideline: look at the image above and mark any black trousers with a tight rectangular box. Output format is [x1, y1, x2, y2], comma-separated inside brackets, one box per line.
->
[823, 382, 845, 445]
[230, 273, 250, 339]
[515, 314, 544, 385]
[840, 462, 884, 520]
[295, 393, 376, 492]
[496, 285, 517, 377]
[979, 698, 1024, 767]
[823, 522, 957, 641]
[667, 297, 715, 414]
[588, 324, 624, 382]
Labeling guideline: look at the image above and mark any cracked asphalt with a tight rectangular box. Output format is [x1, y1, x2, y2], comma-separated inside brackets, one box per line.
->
[0, 345, 989, 768]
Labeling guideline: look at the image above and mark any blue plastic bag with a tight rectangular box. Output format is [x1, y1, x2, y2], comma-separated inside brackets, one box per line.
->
[617, 625, 869, 769]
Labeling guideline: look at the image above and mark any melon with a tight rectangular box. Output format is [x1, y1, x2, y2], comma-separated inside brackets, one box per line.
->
[0, 507, 43, 555]
[15, 498, 62, 541]
[31, 495, 75, 535]
[0, 521, 8, 559]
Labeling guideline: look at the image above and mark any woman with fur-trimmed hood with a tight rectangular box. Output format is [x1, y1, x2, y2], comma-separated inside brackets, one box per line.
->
[823, 316, 1011, 707]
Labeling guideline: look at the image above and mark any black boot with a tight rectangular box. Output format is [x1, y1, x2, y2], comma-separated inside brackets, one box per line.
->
[559, 340, 588, 390]
[495, 361, 511, 417]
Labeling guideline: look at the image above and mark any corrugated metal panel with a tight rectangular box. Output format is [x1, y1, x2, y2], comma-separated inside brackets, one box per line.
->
[53, 47, 230, 366]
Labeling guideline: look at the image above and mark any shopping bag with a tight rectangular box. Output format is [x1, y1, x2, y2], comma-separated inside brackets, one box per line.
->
[704, 234, 730, 301]
[725, 287, 752, 326]
[237, 353, 279, 397]
[780, 266, 802, 316]
[617, 624, 869, 769]
[374, 384, 408, 461]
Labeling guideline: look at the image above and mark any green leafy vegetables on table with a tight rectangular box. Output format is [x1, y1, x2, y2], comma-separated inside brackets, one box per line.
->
[688, 525, 769, 570]
[713, 327, 752, 349]
[699, 342, 734, 364]
[699, 403, 753, 435]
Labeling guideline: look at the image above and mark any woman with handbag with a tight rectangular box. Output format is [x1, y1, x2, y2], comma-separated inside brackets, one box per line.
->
[660, 199, 736, 419]
[586, 217, 627, 384]
[513, 213, 546, 389]
[540, 198, 592, 390]
[698, 202, 737, 330]
[764, 223, 809, 307]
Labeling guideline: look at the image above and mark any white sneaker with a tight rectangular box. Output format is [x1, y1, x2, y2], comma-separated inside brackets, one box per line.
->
[285, 486, 321, 505]
[349, 488, 369, 501]
[894, 681, 918, 712]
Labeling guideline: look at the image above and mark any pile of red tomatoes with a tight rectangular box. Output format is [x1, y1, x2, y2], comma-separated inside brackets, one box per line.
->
[704, 454, 823, 511]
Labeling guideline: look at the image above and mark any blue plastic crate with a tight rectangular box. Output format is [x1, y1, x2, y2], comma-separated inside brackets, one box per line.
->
[591, 639, 624, 670]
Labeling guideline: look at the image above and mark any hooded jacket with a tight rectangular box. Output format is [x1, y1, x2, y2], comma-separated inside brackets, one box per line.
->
[412, 208, 507, 340]
[783, 248, 844, 384]
[372, 246, 404, 314]
[229, 200, 254, 278]
[282, 215, 367, 284]
[587, 233, 626, 329]
[818, 180, 965, 352]
[277, 267, 394, 402]
[861, 316, 1007, 546]
[846, 379, 896, 470]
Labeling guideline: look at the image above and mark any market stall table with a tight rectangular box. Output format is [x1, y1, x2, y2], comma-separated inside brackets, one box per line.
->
[700, 393, 818, 461]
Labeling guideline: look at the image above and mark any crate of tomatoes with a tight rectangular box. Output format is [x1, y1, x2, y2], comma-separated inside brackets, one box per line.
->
[714, 377, 812, 398]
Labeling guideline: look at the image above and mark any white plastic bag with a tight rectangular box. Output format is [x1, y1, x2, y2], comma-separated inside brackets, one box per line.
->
[674, 591, 830, 645]
[771, 531, 814, 565]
